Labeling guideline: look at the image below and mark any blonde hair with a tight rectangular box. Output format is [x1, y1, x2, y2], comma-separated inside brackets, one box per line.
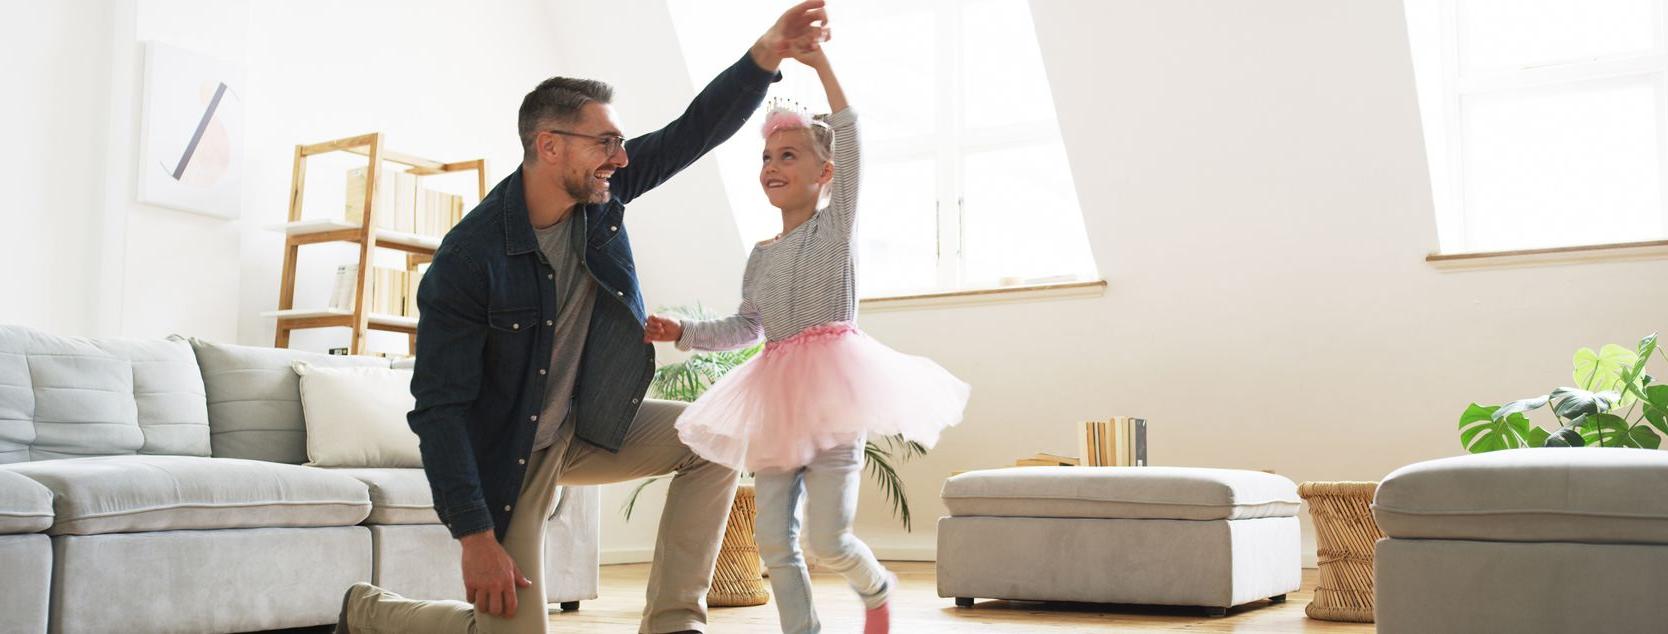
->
[761, 100, 835, 161]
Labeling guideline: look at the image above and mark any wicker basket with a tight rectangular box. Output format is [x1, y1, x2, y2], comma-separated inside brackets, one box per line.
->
[707, 484, 769, 607]
[1297, 481, 1383, 623]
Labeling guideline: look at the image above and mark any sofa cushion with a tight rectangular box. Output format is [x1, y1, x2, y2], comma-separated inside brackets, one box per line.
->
[1374, 448, 1668, 544]
[0, 455, 371, 535]
[0, 326, 209, 464]
[187, 338, 388, 464]
[295, 364, 421, 468]
[941, 466, 1301, 520]
[328, 468, 439, 525]
[0, 468, 52, 534]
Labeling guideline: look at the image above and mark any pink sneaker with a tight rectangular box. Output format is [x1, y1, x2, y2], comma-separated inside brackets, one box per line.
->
[864, 601, 890, 634]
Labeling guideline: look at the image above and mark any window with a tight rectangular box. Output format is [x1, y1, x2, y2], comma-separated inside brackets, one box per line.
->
[667, 0, 1098, 297]
[1405, 0, 1668, 253]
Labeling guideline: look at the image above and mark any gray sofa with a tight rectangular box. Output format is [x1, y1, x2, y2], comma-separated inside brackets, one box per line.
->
[1373, 448, 1668, 633]
[0, 325, 599, 633]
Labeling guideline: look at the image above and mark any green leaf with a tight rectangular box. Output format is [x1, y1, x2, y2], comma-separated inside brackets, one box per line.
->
[1459, 403, 1538, 453]
[1642, 385, 1668, 436]
[1545, 426, 1585, 447]
[1613, 334, 1659, 407]
[1492, 395, 1549, 422]
[1550, 388, 1612, 420]
[1527, 425, 1551, 448]
[1584, 413, 1630, 448]
[1573, 344, 1638, 392]
[864, 440, 913, 531]
[1647, 408, 1668, 436]
[1628, 425, 1662, 450]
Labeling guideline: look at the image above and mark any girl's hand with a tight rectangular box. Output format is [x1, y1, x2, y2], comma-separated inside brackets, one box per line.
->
[791, 39, 830, 68]
[644, 314, 684, 343]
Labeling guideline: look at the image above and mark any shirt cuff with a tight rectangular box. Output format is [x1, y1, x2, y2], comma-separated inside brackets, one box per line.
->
[740, 50, 785, 84]
[443, 503, 495, 540]
[675, 323, 699, 352]
[823, 106, 857, 127]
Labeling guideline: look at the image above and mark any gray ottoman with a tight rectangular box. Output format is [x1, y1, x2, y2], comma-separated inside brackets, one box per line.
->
[1374, 448, 1668, 634]
[937, 466, 1302, 616]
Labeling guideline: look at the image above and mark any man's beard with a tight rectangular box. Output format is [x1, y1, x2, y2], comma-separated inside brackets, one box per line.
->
[563, 171, 607, 204]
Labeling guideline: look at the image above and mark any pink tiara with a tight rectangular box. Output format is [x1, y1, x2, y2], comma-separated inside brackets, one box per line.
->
[760, 98, 818, 138]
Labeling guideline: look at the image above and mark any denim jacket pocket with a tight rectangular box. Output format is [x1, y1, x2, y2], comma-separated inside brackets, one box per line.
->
[487, 307, 538, 333]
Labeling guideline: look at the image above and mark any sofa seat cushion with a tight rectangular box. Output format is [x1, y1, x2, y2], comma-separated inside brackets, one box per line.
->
[328, 468, 439, 525]
[1, 455, 371, 535]
[941, 466, 1301, 521]
[1374, 448, 1668, 544]
[0, 469, 52, 533]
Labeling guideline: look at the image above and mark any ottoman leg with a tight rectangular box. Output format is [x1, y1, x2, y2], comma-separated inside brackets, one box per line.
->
[1270, 594, 1287, 604]
[1204, 607, 1228, 618]
[560, 601, 580, 611]
[955, 597, 975, 608]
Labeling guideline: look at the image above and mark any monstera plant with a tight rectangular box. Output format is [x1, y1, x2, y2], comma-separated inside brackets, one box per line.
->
[1460, 333, 1668, 452]
[622, 305, 929, 530]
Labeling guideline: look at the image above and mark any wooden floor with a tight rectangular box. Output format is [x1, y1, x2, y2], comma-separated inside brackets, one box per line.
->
[553, 562, 1372, 633]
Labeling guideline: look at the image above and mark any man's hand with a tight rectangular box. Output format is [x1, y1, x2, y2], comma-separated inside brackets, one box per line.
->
[644, 314, 684, 344]
[460, 530, 531, 619]
[751, 0, 831, 72]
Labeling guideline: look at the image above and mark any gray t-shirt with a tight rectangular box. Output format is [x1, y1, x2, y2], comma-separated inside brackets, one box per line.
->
[532, 212, 598, 451]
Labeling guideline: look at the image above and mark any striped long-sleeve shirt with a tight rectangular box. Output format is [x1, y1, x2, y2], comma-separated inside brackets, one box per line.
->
[677, 107, 861, 351]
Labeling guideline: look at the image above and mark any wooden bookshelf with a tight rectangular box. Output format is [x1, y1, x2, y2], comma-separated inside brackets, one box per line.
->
[271, 132, 486, 354]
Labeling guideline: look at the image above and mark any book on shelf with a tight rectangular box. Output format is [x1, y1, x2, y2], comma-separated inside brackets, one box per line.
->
[347, 166, 465, 238]
[345, 167, 418, 232]
[1076, 417, 1148, 466]
[328, 264, 416, 317]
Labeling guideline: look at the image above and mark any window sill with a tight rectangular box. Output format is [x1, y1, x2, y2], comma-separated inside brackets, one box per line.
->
[1426, 239, 1668, 270]
[859, 279, 1108, 312]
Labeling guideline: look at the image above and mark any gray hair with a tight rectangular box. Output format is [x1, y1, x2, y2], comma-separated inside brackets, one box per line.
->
[518, 77, 614, 162]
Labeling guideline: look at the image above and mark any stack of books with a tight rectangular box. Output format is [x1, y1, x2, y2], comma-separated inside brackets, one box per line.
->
[1078, 417, 1148, 467]
[328, 264, 417, 317]
[345, 167, 465, 237]
[1014, 452, 1080, 467]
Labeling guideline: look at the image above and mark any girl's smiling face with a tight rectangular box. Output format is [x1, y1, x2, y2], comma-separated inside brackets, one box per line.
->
[760, 128, 833, 211]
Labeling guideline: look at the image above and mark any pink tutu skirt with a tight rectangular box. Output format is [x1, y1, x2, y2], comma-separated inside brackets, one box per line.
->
[674, 322, 970, 473]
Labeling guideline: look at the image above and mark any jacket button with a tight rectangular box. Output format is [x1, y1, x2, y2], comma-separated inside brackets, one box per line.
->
[631, 397, 640, 404]
[547, 273, 553, 280]
[512, 323, 520, 330]
[504, 505, 512, 512]
[518, 458, 526, 465]
[610, 226, 618, 232]
[546, 320, 554, 326]
[538, 369, 547, 376]
[529, 415, 538, 422]
[616, 291, 624, 297]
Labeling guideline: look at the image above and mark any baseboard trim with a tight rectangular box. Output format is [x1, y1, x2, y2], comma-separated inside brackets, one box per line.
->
[601, 548, 656, 565]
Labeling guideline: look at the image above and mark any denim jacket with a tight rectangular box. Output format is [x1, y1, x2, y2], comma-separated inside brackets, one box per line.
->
[408, 52, 778, 540]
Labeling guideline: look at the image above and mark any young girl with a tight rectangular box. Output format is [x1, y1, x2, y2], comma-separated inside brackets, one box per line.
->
[642, 49, 970, 634]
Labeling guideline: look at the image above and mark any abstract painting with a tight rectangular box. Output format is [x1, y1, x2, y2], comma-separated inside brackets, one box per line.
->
[138, 41, 244, 219]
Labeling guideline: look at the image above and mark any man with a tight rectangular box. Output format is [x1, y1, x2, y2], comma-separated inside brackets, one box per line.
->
[335, 3, 830, 632]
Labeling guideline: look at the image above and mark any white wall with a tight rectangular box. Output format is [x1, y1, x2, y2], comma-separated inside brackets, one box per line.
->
[572, 0, 1668, 565]
[0, 0, 114, 335]
[11, 0, 1667, 568]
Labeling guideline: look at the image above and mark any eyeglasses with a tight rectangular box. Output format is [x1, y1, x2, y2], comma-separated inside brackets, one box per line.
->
[544, 129, 627, 159]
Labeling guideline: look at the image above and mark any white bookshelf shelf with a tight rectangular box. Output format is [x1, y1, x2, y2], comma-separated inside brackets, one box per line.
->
[268, 219, 442, 254]
[261, 308, 418, 333]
